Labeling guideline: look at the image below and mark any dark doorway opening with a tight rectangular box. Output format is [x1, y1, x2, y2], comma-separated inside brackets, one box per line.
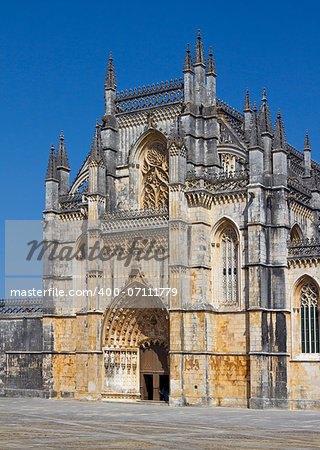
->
[140, 343, 169, 401]
[159, 374, 169, 402]
[144, 374, 153, 400]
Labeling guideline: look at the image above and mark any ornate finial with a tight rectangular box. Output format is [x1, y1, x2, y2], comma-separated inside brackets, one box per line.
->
[250, 103, 262, 147]
[56, 131, 70, 169]
[259, 88, 273, 134]
[304, 130, 311, 151]
[194, 29, 205, 67]
[183, 43, 194, 73]
[206, 46, 216, 76]
[273, 109, 286, 149]
[46, 144, 58, 181]
[244, 88, 252, 111]
[105, 51, 116, 90]
[262, 87, 267, 103]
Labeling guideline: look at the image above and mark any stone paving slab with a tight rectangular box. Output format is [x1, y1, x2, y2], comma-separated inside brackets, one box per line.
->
[1, 398, 320, 449]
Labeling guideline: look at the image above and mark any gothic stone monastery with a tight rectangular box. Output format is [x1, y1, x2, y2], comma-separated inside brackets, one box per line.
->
[1, 32, 320, 409]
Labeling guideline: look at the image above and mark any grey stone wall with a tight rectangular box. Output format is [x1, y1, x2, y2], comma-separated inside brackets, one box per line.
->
[0, 317, 44, 396]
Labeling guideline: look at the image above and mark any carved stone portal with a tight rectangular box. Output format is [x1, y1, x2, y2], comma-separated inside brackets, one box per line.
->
[103, 285, 169, 399]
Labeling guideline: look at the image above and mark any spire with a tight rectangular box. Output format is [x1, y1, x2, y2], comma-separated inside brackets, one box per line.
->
[304, 130, 311, 151]
[303, 130, 311, 177]
[90, 120, 102, 162]
[244, 88, 252, 111]
[206, 46, 216, 76]
[105, 52, 116, 90]
[56, 131, 70, 169]
[259, 88, 273, 134]
[194, 30, 205, 67]
[273, 109, 286, 149]
[46, 144, 58, 181]
[183, 43, 194, 73]
[249, 102, 262, 147]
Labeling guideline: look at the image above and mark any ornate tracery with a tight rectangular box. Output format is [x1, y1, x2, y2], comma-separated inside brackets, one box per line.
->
[212, 220, 240, 306]
[300, 282, 319, 353]
[220, 153, 236, 175]
[221, 228, 238, 303]
[141, 143, 169, 209]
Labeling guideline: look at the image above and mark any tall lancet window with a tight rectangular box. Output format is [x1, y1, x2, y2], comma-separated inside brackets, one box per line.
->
[212, 220, 240, 306]
[300, 282, 319, 353]
[142, 143, 169, 209]
[221, 228, 238, 303]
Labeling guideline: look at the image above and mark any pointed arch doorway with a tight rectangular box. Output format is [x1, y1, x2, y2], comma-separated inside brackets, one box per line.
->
[102, 281, 169, 402]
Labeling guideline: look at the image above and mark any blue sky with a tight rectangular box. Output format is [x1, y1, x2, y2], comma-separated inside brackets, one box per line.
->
[1, 0, 320, 296]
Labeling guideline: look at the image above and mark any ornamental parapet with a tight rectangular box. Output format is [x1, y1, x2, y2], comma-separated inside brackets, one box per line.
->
[288, 177, 312, 205]
[0, 298, 43, 316]
[287, 143, 304, 160]
[288, 158, 305, 178]
[287, 143, 320, 183]
[115, 79, 184, 114]
[288, 238, 320, 259]
[186, 169, 249, 194]
[59, 193, 88, 212]
[101, 207, 169, 231]
[114, 76, 245, 130]
[184, 169, 248, 208]
[216, 99, 243, 122]
[216, 99, 244, 137]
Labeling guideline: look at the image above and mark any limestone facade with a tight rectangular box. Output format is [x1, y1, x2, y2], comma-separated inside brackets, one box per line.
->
[1, 33, 320, 408]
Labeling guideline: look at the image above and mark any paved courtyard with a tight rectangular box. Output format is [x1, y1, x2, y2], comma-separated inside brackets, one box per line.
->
[1, 398, 320, 449]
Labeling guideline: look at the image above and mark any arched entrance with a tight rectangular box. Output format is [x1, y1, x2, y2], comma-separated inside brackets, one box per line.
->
[102, 281, 169, 401]
[140, 342, 169, 401]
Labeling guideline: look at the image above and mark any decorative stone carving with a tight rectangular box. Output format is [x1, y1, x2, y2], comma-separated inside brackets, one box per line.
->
[142, 143, 169, 209]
